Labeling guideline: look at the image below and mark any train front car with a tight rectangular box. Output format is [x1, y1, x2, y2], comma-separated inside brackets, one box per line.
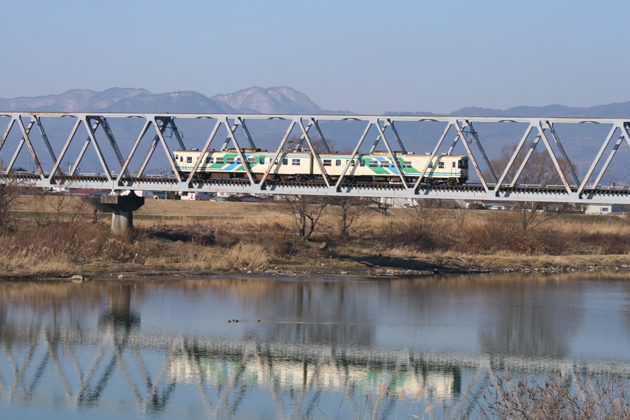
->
[312, 152, 469, 185]
[415, 154, 469, 185]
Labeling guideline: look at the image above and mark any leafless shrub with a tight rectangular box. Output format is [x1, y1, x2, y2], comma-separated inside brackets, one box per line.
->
[475, 374, 630, 420]
[277, 195, 329, 241]
[329, 197, 368, 238]
[0, 178, 31, 229]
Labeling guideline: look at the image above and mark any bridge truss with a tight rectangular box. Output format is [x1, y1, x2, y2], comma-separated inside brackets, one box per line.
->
[1, 112, 630, 204]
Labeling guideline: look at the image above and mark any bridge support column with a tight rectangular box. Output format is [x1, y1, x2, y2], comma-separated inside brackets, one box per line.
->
[101, 192, 145, 233]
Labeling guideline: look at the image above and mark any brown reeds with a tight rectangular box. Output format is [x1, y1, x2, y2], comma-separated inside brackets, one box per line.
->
[475, 374, 630, 420]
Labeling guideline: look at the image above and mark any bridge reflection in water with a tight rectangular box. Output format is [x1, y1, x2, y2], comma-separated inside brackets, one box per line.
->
[0, 276, 629, 419]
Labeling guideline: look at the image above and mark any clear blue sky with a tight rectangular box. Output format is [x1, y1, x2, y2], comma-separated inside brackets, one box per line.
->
[1, 0, 629, 114]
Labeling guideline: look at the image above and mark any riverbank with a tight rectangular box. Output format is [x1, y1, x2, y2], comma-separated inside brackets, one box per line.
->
[4, 250, 630, 283]
[2, 196, 630, 281]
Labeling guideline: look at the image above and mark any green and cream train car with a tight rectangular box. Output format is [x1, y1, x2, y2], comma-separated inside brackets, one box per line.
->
[173, 149, 312, 181]
[173, 149, 469, 185]
[312, 152, 468, 185]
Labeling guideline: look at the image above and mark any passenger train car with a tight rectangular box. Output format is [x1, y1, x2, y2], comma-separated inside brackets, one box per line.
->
[173, 149, 469, 185]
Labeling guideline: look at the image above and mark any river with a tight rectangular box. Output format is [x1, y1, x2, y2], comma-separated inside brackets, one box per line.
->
[0, 273, 628, 419]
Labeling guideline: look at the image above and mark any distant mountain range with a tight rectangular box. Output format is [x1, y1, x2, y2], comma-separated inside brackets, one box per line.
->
[388, 103, 630, 119]
[0, 87, 323, 114]
[2, 86, 630, 118]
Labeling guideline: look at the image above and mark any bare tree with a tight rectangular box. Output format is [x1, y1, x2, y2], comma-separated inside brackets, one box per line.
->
[286, 135, 334, 154]
[487, 143, 575, 232]
[512, 201, 558, 233]
[445, 200, 469, 231]
[329, 197, 368, 237]
[278, 195, 329, 241]
[50, 191, 72, 221]
[405, 199, 443, 247]
[489, 143, 576, 186]
[0, 178, 28, 229]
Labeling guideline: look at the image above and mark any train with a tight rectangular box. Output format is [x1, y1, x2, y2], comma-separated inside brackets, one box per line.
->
[173, 148, 469, 185]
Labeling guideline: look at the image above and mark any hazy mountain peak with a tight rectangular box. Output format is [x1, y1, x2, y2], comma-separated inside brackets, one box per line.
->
[0, 86, 322, 114]
[212, 86, 322, 114]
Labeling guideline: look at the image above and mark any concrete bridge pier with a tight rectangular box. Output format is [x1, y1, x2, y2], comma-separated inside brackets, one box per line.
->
[101, 192, 145, 233]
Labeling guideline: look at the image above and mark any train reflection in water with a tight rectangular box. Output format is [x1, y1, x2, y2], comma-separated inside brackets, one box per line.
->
[0, 276, 629, 420]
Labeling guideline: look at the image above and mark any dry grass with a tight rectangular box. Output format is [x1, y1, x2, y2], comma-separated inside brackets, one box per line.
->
[142, 241, 271, 271]
[4, 197, 630, 277]
[0, 253, 72, 276]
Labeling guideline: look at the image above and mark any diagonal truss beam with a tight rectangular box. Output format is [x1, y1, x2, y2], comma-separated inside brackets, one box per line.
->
[48, 118, 81, 182]
[151, 117, 182, 183]
[335, 121, 372, 188]
[118, 120, 151, 182]
[71, 118, 101, 176]
[299, 118, 330, 187]
[578, 124, 619, 195]
[414, 122, 452, 190]
[260, 120, 295, 186]
[546, 121, 579, 185]
[465, 121, 497, 184]
[223, 116, 256, 185]
[99, 117, 129, 177]
[493, 123, 534, 193]
[186, 119, 222, 184]
[16, 116, 44, 178]
[455, 120, 489, 192]
[537, 121, 572, 193]
[374, 118, 408, 189]
[4, 117, 34, 174]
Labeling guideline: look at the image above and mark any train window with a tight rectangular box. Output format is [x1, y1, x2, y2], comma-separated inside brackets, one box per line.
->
[458, 160, 468, 169]
[323, 160, 331, 166]
[227, 158, 235, 164]
[292, 159, 300, 166]
[369, 160, 378, 167]
[247, 157, 256, 164]
[215, 157, 224, 164]
[350, 160, 355, 166]
[282, 158, 288, 165]
[206, 157, 212, 164]
[403, 161, 411, 168]
[236, 158, 241, 164]
[428, 162, 433, 168]
[438, 162, 445, 169]
[180, 156, 183, 162]
[187, 157, 192, 163]
[452, 161, 456, 168]
[260, 157, 265, 164]
[381, 161, 390, 167]
[336, 160, 341, 166]
[360, 160, 366, 167]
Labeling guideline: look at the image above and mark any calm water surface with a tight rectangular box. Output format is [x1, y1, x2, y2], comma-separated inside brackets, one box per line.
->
[0, 273, 629, 419]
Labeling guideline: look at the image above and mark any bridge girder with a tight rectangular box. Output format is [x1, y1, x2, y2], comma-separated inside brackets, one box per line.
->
[0, 112, 629, 204]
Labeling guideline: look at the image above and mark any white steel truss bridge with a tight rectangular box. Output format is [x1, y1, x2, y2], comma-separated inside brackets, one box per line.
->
[1, 111, 630, 204]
